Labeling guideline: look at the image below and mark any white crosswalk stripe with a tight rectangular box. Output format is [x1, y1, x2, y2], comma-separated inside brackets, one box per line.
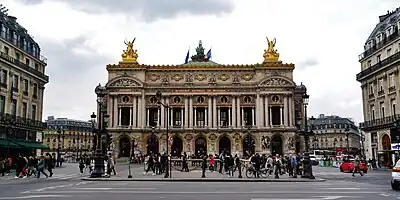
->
[0, 173, 84, 181]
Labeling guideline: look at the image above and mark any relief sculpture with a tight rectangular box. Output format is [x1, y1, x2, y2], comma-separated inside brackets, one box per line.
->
[261, 136, 270, 149]
[263, 78, 290, 86]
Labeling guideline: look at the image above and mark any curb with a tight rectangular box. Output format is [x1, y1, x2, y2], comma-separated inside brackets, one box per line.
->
[81, 178, 325, 182]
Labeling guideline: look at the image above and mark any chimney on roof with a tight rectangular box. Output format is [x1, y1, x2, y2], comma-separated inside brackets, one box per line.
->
[7, 16, 16, 22]
[319, 114, 325, 118]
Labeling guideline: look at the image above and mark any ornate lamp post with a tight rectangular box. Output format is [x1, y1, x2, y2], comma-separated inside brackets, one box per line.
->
[345, 125, 350, 154]
[155, 90, 171, 178]
[91, 112, 97, 153]
[56, 127, 64, 167]
[90, 84, 109, 178]
[301, 92, 315, 179]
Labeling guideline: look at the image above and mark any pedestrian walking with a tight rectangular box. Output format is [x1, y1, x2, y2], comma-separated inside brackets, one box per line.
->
[36, 156, 48, 178]
[352, 155, 364, 177]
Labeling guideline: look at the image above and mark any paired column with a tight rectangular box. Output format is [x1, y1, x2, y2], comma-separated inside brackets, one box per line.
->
[170, 108, 173, 126]
[264, 95, 269, 127]
[189, 96, 193, 127]
[280, 107, 283, 126]
[181, 108, 184, 127]
[269, 107, 272, 126]
[194, 107, 197, 127]
[113, 96, 118, 127]
[217, 107, 221, 127]
[288, 96, 293, 127]
[251, 108, 255, 126]
[184, 97, 189, 127]
[241, 108, 244, 127]
[205, 108, 208, 127]
[236, 96, 241, 127]
[146, 109, 150, 127]
[213, 96, 217, 128]
[160, 97, 165, 128]
[137, 97, 142, 128]
[256, 92, 261, 128]
[132, 96, 137, 128]
[118, 108, 122, 126]
[228, 108, 231, 126]
[129, 108, 132, 126]
[284, 95, 288, 127]
[232, 96, 236, 127]
[208, 96, 212, 127]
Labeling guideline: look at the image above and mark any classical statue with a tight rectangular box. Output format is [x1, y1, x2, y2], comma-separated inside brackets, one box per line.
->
[263, 37, 280, 62]
[121, 38, 138, 62]
[191, 40, 207, 62]
[261, 136, 270, 149]
[288, 137, 294, 149]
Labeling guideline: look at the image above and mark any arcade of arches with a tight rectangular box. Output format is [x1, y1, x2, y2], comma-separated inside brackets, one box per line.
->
[114, 132, 296, 157]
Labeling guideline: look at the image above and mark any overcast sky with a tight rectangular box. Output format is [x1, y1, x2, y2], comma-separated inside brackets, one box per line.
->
[2, 0, 399, 123]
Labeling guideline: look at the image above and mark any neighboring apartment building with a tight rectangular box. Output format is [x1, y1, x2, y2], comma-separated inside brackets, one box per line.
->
[43, 116, 94, 157]
[0, 7, 49, 157]
[310, 114, 361, 154]
[357, 8, 400, 165]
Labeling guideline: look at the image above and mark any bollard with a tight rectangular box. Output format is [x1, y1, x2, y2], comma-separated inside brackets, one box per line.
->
[202, 156, 206, 178]
[238, 162, 242, 178]
[128, 164, 132, 178]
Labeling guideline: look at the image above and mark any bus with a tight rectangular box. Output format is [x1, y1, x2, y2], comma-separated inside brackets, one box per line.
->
[310, 150, 336, 161]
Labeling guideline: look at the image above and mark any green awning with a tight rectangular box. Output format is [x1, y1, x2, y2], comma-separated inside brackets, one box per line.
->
[14, 140, 49, 149]
[0, 139, 22, 148]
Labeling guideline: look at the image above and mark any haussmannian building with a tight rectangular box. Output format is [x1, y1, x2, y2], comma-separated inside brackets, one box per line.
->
[0, 7, 49, 157]
[310, 114, 361, 153]
[357, 7, 400, 164]
[101, 37, 310, 158]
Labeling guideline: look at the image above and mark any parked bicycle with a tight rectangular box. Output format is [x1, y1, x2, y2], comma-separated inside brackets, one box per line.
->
[245, 165, 270, 178]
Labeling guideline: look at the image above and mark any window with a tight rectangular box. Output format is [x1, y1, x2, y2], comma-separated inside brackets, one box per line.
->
[390, 74, 395, 87]
[0, 70, 7, 85]
[25, 58, 30, 66]
[15, 52, 20, 61]
[12, 75, 18, 89]
[22, 102, 27, 118]
[388, 49, 392, 57]
[369, 83, 374, 94]
[11, 99, 17, 116]
[34, 63, 39, 71]
[371, 106, 375, 120]
[33, 83, 38, 98]
[380, 102, 385, 118]
[3, 46, 8, 55]
[31, 105, 36, 120]
[0, 95, 4, 114]
[368, 60, 372, 67]
[393, 102, 396, 116]
[23, 79, 28, 94]
[377, 54, 381, 62]
[379, 78, 384, 91]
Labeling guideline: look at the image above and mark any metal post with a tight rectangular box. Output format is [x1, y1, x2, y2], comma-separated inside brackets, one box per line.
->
[302, 103, 315, 179]
[91, 102, 105, 178]
[165, 107, 170, 178]
[128, 164, 132, 178]
[202, 154, 206, 178]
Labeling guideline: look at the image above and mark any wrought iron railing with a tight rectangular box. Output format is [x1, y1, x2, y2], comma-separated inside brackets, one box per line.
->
[359, 114, 400, 130]
[357, 51, 400, 81]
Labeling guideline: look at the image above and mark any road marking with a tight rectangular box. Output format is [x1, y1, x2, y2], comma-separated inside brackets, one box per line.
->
[251, 197, 349, 200]
[22, 190, 387, 194]
[0, 195, 71, 199]
[323, 188, 361, 190]
[21, 184, 74, 194]
[75, 187, 156, 190]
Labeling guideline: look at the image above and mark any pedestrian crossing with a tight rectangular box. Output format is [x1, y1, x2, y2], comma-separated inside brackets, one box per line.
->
[0, 173, 84, 181]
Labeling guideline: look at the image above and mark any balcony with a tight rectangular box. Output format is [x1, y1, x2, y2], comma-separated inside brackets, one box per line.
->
[389, 86, 396, 93]
[0, 52, 49, 82]
[0, 31, 47, 65]
[359, 114, 400, 131]
[0, 113, 43, 131]
[359, 29, 400, 61]
[356, 51, 400, 81]
[369, 93, 375, 99]
[378, 90, 385, 96]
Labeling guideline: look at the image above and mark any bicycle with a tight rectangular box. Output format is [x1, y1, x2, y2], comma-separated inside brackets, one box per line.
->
[245, 165, 270, 178]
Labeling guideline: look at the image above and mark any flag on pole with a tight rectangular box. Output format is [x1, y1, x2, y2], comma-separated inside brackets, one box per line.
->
[206, 48, 212, 60]
[184, 48, 190, 64]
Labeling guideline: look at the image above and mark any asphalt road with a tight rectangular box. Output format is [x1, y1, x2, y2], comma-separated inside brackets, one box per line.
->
[0, 165, 397, 200]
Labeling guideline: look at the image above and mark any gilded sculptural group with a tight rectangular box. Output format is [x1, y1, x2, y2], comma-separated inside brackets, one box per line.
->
[263, 37, 280, 62]
[121, 38, 138, 63]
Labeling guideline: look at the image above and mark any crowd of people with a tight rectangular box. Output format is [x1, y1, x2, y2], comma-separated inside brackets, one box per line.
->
[0, 153, 57, 178]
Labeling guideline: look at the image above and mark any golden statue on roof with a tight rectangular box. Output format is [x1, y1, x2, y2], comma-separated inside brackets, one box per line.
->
[121, 38, 138, 63]
[263, 37, 280, 62]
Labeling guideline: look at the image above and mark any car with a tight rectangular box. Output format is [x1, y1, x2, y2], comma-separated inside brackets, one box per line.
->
[310, 156, 319, 165]
[339, 160, 368, 173]
[391, 160, 400, 190]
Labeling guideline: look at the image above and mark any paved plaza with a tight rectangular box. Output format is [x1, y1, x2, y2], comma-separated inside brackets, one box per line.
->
[0, 164, 398, 200]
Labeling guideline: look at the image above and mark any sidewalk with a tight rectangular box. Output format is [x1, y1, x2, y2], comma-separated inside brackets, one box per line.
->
[82, 165, 325, 182]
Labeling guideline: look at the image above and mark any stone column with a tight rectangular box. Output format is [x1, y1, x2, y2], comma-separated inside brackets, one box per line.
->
[217, 107, 221, 127]
[232, 97, 236, 127]
[241, 108, 244, 127]
[141, 92, 146, 129]
[251, 108, 255, 126]
[189, 96, 193, 127]
[213, 96, 217, 128]
[269, 107, 273, 126]
[160, 97, 165, 128]
[157, 108, 160, 127]
[205, 108, 208, 127]
[146, 108, 150, 127]
[170, 108, 174, 126]
[132, 96, 137, 128]
[137, 97, 142, 128]
[118, 108, 122, 126]
[113, 96, 118, 128]
[181, 108, 184, 127]
[265, 95, 269, 128]
[185, 97, 189, 128]
[236, 96, 241, 127]
[228, 108, 231, 126]
[208, 96, 212, 127]
[280, 106, 283, 126]
[256, 92, 261, 128]
[284, 96, 288, 127]
[107, 95, 112, 128]
[194, 107, 197, 127]
[288, 96, 293, 127]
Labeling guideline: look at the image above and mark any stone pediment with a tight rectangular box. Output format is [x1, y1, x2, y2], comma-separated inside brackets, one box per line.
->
[258, 76, 295, 87]
[106, 75, 143, 88]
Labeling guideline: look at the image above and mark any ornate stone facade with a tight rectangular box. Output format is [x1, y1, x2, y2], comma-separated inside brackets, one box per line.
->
[102, 38, 306, 157]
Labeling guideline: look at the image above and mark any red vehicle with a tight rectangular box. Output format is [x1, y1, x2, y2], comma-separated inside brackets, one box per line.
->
[339, 160, 368, 173]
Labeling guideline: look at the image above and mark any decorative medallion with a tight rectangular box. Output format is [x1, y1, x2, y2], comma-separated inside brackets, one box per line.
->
[185, 134, 193, 141]
[147, 74, 160, 82]
[218, 73, 230, 81]
[161, 72, 170, 85]
[172, 74, 183, 82]
[209, 133, 217, 141]
[185, 73, 194, 83]
[241, 73, 254, 81]
[122, 96, 130, 103]
[195, 74, 207, 81]
[271, 95, 280, 103]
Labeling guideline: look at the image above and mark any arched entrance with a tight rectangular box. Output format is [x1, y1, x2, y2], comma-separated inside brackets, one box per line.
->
[242, 134, 255, 157]
[119, 136, 131, 157]
[146, 134, 159, 155]
[271, 135, 283, 156]
[195, 136, 207, 155]
[219, 135, 231, 155]
[382, 134, 392, 166]
[171, 135, 183, 156]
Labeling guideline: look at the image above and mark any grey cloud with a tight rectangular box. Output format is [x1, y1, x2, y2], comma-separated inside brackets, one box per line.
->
[297, 58, 319, 70]
[15, 0, 236, 22]
[39, 36, 112, 120]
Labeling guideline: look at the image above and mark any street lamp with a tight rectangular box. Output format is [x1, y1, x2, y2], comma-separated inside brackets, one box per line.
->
[301, 92, 315, 179]
[155, 90, 171, 178]
[56, 127, 64, 167]
[91, 84, 108, 178]
[344, 125, 350, 154]
[91, 112, 97, 152]
[393, 120, 400, 161]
